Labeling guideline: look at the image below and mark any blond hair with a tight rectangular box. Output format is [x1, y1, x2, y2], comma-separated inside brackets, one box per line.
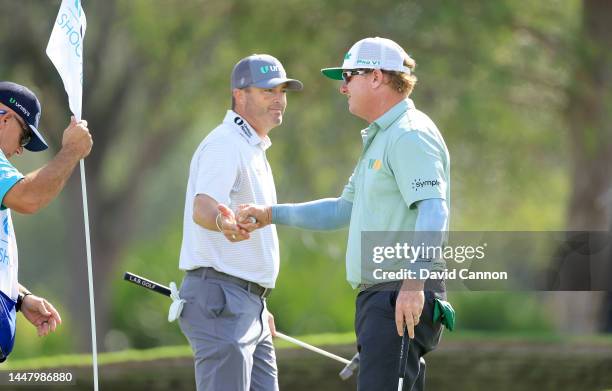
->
[384, 56, 417, 96]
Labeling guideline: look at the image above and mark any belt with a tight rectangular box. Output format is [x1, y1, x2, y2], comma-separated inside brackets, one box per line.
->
[358, 279, 446, 293]
[187, 267, 272, 298]
[358, 281, 401, 293]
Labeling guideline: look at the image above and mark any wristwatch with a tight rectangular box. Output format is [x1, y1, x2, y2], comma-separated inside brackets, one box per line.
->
[15, 292, 32, 312]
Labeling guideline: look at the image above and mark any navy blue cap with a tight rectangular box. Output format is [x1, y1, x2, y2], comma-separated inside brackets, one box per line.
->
[0, 81, 48, 152]
[231, 54, 303, 91]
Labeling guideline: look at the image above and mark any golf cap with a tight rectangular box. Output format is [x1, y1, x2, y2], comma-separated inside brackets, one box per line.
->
[0, 81, 48, 152]
[231, 54, 303, 91]
[321, 37, 412, 80]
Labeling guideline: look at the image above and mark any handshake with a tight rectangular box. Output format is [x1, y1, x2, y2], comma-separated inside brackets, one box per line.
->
[216, 203, 272, 242]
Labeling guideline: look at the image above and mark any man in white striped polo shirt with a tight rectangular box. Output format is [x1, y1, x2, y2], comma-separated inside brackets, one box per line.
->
[178, 54, 302, 391]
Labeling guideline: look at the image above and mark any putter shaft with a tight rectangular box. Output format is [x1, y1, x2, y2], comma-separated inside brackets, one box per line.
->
[275, 332, 350, 365]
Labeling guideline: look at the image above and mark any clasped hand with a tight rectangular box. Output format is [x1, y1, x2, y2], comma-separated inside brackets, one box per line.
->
[216, 203, 269, 242]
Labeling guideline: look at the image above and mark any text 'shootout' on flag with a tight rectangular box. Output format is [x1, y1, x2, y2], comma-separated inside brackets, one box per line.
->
[46, 0, 87, 119]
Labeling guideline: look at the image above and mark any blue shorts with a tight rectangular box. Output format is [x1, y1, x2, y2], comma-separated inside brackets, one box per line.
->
[0, 290, 16, 362]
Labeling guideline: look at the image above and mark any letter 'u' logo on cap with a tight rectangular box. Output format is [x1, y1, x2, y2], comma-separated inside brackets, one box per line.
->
[260, 66, 270, 74]
[9, 98, 15, 104]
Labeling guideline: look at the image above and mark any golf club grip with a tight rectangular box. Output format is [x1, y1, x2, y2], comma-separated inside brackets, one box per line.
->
[398, 326, 410, 378]
[123, 272, 171, 297]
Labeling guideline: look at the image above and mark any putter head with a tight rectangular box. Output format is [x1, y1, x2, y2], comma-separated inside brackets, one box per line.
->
[339, 353, 360, 380]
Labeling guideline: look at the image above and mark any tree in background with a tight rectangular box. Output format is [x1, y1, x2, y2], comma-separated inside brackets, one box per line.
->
[558, 0, 612, 332]
[4, 0, 241, 350]
[2, 0, 610, 355]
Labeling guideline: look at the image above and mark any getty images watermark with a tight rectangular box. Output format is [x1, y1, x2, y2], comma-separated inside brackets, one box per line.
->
[370, 241, 508, 281]
[361, 231, 612, 291]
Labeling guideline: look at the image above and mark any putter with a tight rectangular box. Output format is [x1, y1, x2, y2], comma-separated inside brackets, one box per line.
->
[123, 271, 359, 379]
[397, 326, 410, 391]
[339, 353, 360, 380]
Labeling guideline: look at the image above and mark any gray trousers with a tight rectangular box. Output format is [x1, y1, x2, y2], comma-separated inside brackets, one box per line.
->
[179, 271, 278, 391]
[355, 279, 446, 391]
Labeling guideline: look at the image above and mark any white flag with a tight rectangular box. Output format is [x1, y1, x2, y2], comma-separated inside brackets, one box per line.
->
[46, 0, 87, 120]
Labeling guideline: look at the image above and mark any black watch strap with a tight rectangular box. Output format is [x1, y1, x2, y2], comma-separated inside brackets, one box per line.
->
[15, 292, 32, 312]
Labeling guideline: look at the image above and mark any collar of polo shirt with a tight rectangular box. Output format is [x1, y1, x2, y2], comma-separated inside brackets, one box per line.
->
[226, 110, 272, 150]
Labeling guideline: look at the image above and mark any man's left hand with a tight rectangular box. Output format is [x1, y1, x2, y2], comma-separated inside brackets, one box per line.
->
[20, 295, 62, 337]
[395, 279, 425, 338]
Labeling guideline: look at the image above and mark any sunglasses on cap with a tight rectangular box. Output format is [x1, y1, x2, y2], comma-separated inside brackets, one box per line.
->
[341, 69, 373, 83]
[0, 109, 32, 147]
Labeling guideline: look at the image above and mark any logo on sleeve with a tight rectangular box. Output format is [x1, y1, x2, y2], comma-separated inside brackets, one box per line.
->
[411, 178, 441, 191]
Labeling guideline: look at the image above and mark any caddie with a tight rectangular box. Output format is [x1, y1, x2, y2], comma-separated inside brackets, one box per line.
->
[0, 81, 92, 362]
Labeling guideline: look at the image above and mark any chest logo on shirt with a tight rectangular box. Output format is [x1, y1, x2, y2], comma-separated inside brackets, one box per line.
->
[234, 116, 252, 138]
[368, 159, 382, 170]
[1, 216, 9, 265]
[2, 216, 8, 236]
[412, 178, 441, 191]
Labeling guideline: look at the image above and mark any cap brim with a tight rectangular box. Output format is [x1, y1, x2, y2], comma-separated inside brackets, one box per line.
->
[24, 125, 48, 152]
[321, 67, 344, 80]
[252, 78, 303, 91]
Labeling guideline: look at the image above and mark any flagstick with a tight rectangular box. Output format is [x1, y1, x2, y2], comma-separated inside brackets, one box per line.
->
[79, 159, 99, 391]
[46, 0, 97, 388]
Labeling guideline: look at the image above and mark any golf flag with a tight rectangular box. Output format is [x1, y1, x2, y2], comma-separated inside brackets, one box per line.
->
[46, 2, 98, 390]
[46, 0, 87, 119]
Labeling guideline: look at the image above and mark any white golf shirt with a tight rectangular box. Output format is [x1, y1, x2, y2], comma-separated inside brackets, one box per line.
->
[0, 151, 23, 302]
[179, 110, 279, 288]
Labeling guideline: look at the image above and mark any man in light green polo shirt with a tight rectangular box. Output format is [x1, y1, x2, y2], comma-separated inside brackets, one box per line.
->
[238, 37, 451, 390]
[338, 93, 450, 290]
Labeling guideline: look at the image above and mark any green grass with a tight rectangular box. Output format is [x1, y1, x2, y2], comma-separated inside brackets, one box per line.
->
[0, 332, 356, 371]
[442, 330, 565, 343]
[0, 345, 193, 370]
[443, 330, 612, 346]
[2, 331, 611, 371]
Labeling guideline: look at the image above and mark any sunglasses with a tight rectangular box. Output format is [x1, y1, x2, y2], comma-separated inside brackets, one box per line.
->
[0, 109, 32, 147]
[341, 69, 372, 83]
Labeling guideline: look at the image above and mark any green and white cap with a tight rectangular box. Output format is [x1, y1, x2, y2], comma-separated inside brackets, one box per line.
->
[321, 37, 412, 80]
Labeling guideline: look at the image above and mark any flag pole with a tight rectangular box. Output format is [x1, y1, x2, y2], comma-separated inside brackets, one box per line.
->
[79, 159, 99, 391]
[46, 1, 98, 389]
